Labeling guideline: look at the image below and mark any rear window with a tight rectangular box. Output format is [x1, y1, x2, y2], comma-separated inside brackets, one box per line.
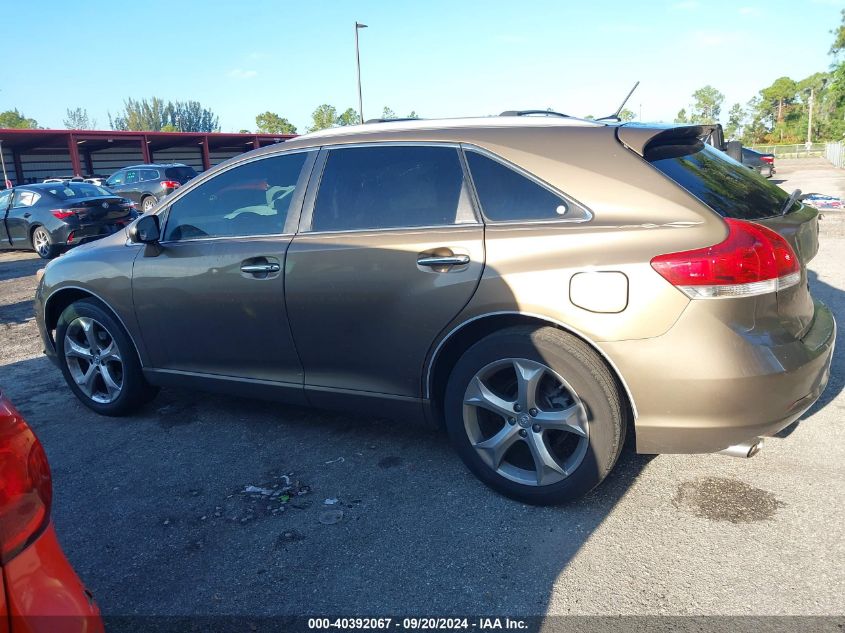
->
[46, 184, 111, 200]
[165, 166, 198, 182]
[647, 142, 797, 220]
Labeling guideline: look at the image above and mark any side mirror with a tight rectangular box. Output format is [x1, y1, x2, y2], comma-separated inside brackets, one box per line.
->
[129, 214, 161, 244]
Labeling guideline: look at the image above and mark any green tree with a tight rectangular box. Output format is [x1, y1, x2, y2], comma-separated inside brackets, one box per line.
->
[310, 104, 338, 131]
[381, 106, 397, 120]
[109, 97, 218, 132]
[619, 108, 636, 122]
[337, 108, 359, 126]
[760, 77, 797, 125]
[674, 108, 689, 123]
[63, 107, 95, 130]
[831, 8, 845, 55]
[406, 111, 420, 119]
[255, 111, 297, 134]
[0, 108, 38, 129]
[724, 103, 745, 139]
[689, 85, 724, 124]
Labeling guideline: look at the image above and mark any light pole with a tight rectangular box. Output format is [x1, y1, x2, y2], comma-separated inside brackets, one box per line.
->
[355, 22, 368, 124]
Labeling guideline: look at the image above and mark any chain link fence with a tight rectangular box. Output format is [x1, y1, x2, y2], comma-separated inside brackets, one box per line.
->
[825, 142, 845, 168]
[747, 143, 825, 158]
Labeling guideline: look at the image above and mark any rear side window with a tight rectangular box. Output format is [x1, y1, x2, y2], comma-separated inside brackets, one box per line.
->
[647, 142, 795, 220]
[311, 145, 474, 232]
[165, 166, 198, 182]
[12, 190, 39, 207]
[141, 169, 160, 182]
[465, 151, 584, 222]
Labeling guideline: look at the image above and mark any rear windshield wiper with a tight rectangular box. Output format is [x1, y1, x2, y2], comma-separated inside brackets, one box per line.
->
[781, 188, 802, 216]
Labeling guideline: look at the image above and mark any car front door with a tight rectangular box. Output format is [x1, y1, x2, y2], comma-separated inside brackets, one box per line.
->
[105, 170, 127, 196]
[122, 169, 142, 203]
[285, 144, 484, 400]
[0, 190, 12, 247]
[131, 150, 316, 391]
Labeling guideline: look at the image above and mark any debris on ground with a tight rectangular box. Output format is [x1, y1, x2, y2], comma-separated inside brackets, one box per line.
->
[324, 456, 345, 464]
[318, 509, 344, 525]
[324, 497, 339, 505]
[205, 473, 310, 524]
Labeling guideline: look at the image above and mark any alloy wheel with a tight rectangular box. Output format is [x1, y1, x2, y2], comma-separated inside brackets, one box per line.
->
[142, 197, 156, 212]
[63, 317, 124, 404]
[32, 228, 51, 257]
[462, 358, 589, 486]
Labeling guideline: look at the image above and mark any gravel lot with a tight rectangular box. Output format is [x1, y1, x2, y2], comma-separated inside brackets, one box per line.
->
[0, 159, 843, 621]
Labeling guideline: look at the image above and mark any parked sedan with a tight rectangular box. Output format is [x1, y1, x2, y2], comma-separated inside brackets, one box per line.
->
[34, 117, 834, 505]
[742, 147, 776, 178]
[0, 183, 136, 259]
[0, 391, 104, 632]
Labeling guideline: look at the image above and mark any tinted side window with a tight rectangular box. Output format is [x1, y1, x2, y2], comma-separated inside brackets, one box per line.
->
[163, 152, 308, 241]
[125, 170, 139, 184]
[12, 190, 39, 207]
[107, 171, 125, 186]
[466, 151, 570, 222]
[311, 146, 471, 232]
[141, 169, 160, 182]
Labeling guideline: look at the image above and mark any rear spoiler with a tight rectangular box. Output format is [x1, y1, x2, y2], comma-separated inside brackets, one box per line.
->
[616, 124, 717, 157]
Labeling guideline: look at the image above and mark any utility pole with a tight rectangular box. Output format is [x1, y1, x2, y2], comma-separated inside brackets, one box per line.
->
[806, 87, 815, 148]
[355, 22, 368, 124]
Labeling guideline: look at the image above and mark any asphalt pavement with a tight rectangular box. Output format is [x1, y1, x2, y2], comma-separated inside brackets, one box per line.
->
[0, 159, 842, 622]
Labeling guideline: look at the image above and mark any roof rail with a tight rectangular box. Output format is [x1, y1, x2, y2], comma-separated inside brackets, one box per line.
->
[364, 117, 423, 124]
[499, 110, 572, 118]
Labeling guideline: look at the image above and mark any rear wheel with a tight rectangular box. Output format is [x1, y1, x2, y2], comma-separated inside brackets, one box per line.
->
[141, 196, 157, 213]
[444, 326, 626, 505]
[56, 299, 158, 415]
[32, 226, 58, 259]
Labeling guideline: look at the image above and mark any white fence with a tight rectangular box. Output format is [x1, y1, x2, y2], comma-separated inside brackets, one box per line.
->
[747, 143, 825, 158]
[825, 142, 845, 168]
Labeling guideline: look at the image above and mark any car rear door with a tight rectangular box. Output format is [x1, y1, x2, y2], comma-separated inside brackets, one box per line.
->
[131, 150, 315, 390]
[285, 143, 484, 399]
[6, 190, 40, 247]
[0, 190, 11, 246]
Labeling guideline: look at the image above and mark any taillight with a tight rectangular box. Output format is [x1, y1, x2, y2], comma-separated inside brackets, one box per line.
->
[51, 208, 83, 220]
[650, 218, 801, 299]
[0, 396, 52, 564]
[761, 156, 774, 164]
[67, 231, 75, 244]
[160, 180, 180, 189]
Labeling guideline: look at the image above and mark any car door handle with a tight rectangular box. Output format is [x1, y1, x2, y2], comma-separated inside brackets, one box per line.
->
[23, 213, 31, 218]
[241, 263, 280, 274]
[417, 254, 470, 267]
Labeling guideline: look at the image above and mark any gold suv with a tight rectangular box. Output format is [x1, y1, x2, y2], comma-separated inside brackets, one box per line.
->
[35, 116, 835, 504]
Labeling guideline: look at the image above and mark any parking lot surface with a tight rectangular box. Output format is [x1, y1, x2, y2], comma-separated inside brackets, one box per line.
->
[0, 159, 843, 618]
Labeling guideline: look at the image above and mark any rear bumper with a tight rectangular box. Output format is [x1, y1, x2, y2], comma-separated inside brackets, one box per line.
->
[52, 220, 132, 248]
[3, 524, 103, 633]
[602, 299, 836, 454]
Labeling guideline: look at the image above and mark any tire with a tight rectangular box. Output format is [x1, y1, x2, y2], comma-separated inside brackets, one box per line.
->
[31, 226, 59, 259]
[56, 298, 158, 416]
[141, 196, 157, 213]
[444, 326, 626, 505]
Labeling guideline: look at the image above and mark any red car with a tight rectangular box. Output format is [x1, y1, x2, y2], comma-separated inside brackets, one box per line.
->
[0, 392, 103, 633]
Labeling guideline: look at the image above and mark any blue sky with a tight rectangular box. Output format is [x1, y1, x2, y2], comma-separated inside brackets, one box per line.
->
[1, 0, 841, 132]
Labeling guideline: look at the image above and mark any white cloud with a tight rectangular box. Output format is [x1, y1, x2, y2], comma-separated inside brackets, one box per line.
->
[227, 68, 258, 80]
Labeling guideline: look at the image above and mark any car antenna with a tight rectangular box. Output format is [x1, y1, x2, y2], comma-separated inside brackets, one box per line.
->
[596, 81, 640, 122]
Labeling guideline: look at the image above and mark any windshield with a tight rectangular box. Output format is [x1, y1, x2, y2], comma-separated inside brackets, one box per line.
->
[45, 183, 113, 200]
[647, 142, 798, 220]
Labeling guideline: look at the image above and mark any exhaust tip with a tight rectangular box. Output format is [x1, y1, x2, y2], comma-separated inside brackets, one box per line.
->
[718, 438, 764, 459]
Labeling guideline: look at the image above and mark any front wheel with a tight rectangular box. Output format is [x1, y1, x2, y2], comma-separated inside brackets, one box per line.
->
[56, 298, 158, 415]
[444, 326, 626, 505]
